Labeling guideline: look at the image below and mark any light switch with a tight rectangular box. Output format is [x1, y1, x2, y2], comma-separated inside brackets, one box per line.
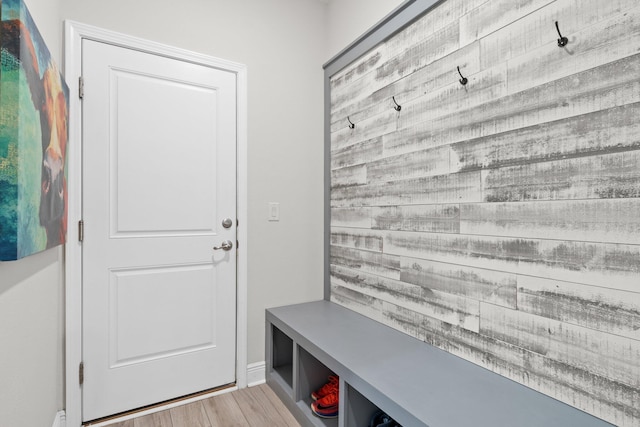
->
[268, 202, 280, 221]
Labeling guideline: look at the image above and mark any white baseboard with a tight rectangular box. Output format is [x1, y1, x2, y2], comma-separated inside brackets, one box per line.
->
[247, 361, 266, 387]
[52, 411, 66, 427]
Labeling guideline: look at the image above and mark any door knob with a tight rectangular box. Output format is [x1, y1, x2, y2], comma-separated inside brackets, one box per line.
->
[213, 240, 233, 251]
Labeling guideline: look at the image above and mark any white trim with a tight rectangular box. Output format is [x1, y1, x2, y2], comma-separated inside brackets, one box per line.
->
[84, 386, 237, 427]
[51, 411, 66, 427]
[246, 361, 266, 387]
[63, 21, 249, 427]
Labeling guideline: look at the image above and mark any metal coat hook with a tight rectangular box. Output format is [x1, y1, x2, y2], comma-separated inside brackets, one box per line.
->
[457, 66, 468, 86]
[347, 116, 355, 129]
[392, 96, 402, 112]
[555, 21, 568, 47]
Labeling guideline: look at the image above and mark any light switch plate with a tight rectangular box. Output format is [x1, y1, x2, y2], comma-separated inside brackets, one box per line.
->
[268, 202, 280, 221]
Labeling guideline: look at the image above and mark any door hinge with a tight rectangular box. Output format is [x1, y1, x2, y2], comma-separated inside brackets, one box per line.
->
[79, 362, 84, 386]
[78, 220, 84, 242]
[79, 76, 84, 99]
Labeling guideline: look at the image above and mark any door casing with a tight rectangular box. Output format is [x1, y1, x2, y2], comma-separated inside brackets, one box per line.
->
[63, 20, 248, 427]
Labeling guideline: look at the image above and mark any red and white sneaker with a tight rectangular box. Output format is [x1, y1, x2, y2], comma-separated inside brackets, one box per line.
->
[311, 391, 339, 418]
[311, 375, 339, 401]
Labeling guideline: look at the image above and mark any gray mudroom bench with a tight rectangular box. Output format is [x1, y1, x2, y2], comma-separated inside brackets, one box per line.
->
[266, 300, 614, 427]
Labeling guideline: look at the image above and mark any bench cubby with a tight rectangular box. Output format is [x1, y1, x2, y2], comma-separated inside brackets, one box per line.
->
[296, 347, 339, 427]
[342, 383, 380, 427]
[271, 325, 294, 391]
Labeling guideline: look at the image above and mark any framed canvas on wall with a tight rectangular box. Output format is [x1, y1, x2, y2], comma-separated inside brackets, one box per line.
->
[0, 0, 69, 261]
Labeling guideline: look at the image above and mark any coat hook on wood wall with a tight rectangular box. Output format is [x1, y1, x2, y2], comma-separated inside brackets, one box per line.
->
[555, 21, 568, 47]
[457, 66, 468, 85]
[347, 116, 355, 129]
[392, 96, 402, 111]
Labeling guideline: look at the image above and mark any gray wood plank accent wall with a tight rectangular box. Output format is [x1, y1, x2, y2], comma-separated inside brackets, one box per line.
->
[327, 0, 640, 425]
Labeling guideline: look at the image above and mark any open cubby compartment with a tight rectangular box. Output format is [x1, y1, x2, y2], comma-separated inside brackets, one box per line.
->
[343, 382, 388, 427]
[270, 324, 294, 391]
[296, 346, 339, 427]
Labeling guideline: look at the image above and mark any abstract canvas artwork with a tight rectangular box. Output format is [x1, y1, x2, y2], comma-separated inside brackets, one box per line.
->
[0, 0, 69, 261]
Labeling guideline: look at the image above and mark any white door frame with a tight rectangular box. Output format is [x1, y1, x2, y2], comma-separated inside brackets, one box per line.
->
[63, 21, 248, 427]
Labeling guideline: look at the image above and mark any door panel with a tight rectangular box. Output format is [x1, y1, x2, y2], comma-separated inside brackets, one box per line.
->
[112, 69, 218, 235]
[108, 264, 217, 367]
[82, 39, 237, 421]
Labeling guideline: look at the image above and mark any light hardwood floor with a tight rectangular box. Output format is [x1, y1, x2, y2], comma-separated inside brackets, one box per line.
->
[103, 384, 301, 427]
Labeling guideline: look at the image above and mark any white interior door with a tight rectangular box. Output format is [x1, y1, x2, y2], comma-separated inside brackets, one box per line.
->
[81, 39, 237, 421]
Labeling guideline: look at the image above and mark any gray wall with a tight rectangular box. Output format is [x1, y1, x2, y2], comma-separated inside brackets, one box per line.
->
[0, 249, 64, 427]
[328, 0, 640, 426]
[325, 0, 404, 60]
[0, 1, 65, 426]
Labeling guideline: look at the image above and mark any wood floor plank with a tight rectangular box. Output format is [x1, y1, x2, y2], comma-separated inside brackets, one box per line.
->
[248, 384, 300, 427]
[132, 410, 172, 427]
[232, 387, 281, 427]
[201, 392, 249, 427]
[98, 387, 299, 427]
[170, 401, 211, 427]
[106, 420, 133, 427]
[259, 384, 301, 427]
[232, 387, 270, 427]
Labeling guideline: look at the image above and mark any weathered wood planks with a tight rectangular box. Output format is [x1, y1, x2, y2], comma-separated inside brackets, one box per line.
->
[451, 102, 640, 172]
[331, 264, 480, 332]
[366, 145, 450, 183]
[379, 53, 640, 158]
[516, 275, 640, 340]
[399, 256, 517, 308]
[460, 199, 640, 245]
[328, 0, 640, 425]
[331, 245, 400, 280]
[331, 164, 367, 188]
[384, 230, 640, 292]
[505, 3, 640, 94]
[372, 204, 460, 233]
[331, 171, 483, 207]
[459, 0, 557, 47]
[480, 303, 640, 388]
[478, 0, 640, 71]
[331, 136, 383, 169]
[331, 208, 373, 229]
[330, 226, 384, 251]
[481, 150, 640, 203]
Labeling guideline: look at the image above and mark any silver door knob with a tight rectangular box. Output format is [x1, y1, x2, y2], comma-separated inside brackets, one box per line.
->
[213, 240, 233, 251]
